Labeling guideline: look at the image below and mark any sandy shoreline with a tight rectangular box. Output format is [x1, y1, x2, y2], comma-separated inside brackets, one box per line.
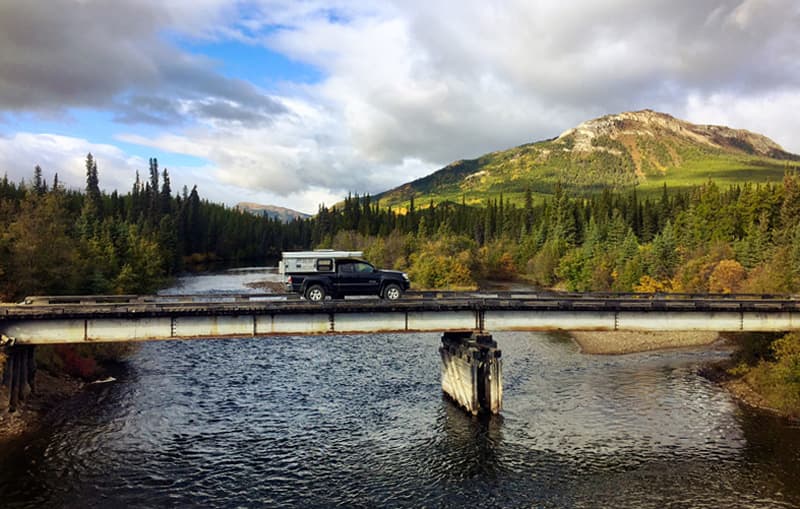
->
[570, 330, 721, 354]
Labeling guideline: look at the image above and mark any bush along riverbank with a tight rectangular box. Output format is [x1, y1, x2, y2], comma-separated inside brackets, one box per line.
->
[710, 332, 800, 419]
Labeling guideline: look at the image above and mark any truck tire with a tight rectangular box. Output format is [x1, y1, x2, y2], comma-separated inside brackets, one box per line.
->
[305, 285, 326, 302]
[382, 283, 403, 301]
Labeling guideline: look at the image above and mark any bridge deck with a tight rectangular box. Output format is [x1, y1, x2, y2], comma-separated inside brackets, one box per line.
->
[1, 292, 799, 345]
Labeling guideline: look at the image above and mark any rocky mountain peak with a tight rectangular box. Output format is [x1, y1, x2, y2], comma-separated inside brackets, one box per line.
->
[557, 109, 790, 159]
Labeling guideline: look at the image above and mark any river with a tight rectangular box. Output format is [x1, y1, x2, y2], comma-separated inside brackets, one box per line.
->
[1, 268, 799, 508]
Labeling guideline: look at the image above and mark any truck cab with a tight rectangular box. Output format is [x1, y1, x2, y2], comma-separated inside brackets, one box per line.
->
[281, 250, 410, 301]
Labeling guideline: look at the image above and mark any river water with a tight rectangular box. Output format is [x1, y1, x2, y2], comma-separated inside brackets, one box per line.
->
[1, 268, 799, 508]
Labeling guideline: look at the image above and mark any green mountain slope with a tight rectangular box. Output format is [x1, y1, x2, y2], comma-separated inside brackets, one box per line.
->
[376, 110, 800, 209]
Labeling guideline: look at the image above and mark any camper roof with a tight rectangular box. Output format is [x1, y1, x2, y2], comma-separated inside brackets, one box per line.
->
[281, 250, 364, 259]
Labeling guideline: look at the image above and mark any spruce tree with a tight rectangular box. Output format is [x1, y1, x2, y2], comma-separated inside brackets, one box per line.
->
[160, 168, 172, 216]
[83, 153, 103, 221]
[33, 165, 45, 196]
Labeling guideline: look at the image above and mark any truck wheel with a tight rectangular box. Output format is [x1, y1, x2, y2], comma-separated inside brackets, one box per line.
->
[383, 283, 403, 301]
[305, 285, 326, 302]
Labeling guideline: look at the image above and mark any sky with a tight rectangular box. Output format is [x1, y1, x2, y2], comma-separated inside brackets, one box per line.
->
[1, 0, 799, 214]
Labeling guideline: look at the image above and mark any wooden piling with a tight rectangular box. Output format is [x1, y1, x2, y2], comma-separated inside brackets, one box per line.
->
[439, 331, 502, 415]
[18, 346, 30, 399]
[9, 347, 20, 412]
[1, 348, 10, 412]
[1, 346, 36, 412]
[26, 345, 36, 394]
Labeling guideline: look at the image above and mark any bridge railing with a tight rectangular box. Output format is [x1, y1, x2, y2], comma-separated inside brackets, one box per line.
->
[11, 290, 800, 307]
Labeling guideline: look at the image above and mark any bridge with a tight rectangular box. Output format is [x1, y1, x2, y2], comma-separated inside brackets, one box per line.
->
[2, 291, 799, 345]
[2, 291, 799, 415]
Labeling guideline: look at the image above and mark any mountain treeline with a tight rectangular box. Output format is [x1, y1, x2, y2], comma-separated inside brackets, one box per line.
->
[313, 175, 800, 295]
[0, 155, 311, 300]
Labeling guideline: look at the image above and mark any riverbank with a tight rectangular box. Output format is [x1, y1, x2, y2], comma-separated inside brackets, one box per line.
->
[0, 370, 84, 445]
[698, 360, 795, 419]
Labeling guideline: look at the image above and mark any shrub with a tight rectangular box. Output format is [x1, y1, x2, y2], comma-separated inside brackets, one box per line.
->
[708, 259, 746, 293]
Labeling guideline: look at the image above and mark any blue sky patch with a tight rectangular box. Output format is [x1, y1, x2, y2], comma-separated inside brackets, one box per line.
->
[177, 38, 323, 90]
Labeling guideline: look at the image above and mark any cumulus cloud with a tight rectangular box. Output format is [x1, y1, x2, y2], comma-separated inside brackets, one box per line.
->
[0, 0, 285, 126]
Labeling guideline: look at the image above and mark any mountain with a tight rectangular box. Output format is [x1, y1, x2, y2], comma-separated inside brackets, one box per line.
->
[376, 110, 800, 208]
[235, 202, 311, 223]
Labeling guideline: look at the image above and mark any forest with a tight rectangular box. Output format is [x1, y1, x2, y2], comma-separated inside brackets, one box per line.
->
[0, 155, 311, 301]
[1, 155, 798, 415]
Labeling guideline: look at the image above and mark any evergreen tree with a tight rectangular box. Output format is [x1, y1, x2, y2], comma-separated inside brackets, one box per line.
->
[160, 168, 172, 216]
[33, 165, 45, 196]
[523, 187, 534, 234]
[83, 153, 102, 221]
[148, 158, 159, 221]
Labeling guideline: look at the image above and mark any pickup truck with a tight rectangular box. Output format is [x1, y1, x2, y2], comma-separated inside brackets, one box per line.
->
[281, 251, 410, 301]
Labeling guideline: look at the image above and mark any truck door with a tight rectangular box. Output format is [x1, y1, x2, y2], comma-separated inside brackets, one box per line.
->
[351, 261, 380, 294]
[336, 262, 358, 294]
[336, 261, 379, 295]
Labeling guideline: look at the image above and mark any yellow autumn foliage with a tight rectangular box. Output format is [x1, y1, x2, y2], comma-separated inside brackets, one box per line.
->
[633, 275, 674, 293]
[708, 259, 746, 293]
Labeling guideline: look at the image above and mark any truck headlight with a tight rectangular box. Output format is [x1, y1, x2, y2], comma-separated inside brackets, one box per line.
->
[402, 273, 409, 280]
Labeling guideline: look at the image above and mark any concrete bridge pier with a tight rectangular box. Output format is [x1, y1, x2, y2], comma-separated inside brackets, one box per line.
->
[439, 331, 502, 415]
[1, 344, 36, 413]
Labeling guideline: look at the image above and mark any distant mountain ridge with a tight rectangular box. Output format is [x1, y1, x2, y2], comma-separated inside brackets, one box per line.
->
[376, 109, 799, 208]
[235, 202, 310, 222]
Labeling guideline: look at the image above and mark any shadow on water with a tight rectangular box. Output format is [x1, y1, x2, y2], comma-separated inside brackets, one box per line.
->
[738, 408, 800, 500]
[0, 364, 138, 507]
[435, 397, 505, 481]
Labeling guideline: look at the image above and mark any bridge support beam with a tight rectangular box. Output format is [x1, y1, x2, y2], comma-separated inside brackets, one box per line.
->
[439, 331, 502, 415]
[1, 345, 36, 413]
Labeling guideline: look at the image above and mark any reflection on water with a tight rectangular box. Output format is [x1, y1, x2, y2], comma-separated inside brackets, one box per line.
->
[1, 269, 799, 507]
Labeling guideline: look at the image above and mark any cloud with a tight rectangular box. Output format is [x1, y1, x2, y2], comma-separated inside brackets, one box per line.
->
[683, 90, 800, 153]
[0, 132, 145, 193]
[256, 0, 800, 166]
[0, 0, 285, 126]
[117, 97, 411, 197]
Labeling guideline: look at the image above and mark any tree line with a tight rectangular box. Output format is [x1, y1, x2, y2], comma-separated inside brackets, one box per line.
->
[0, 155, 311, 300]
[313, 176, 800, 295]
[4, 154, 799, 299]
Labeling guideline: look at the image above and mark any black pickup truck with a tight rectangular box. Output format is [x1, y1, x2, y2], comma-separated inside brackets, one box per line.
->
[285, 257, 410, 301]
